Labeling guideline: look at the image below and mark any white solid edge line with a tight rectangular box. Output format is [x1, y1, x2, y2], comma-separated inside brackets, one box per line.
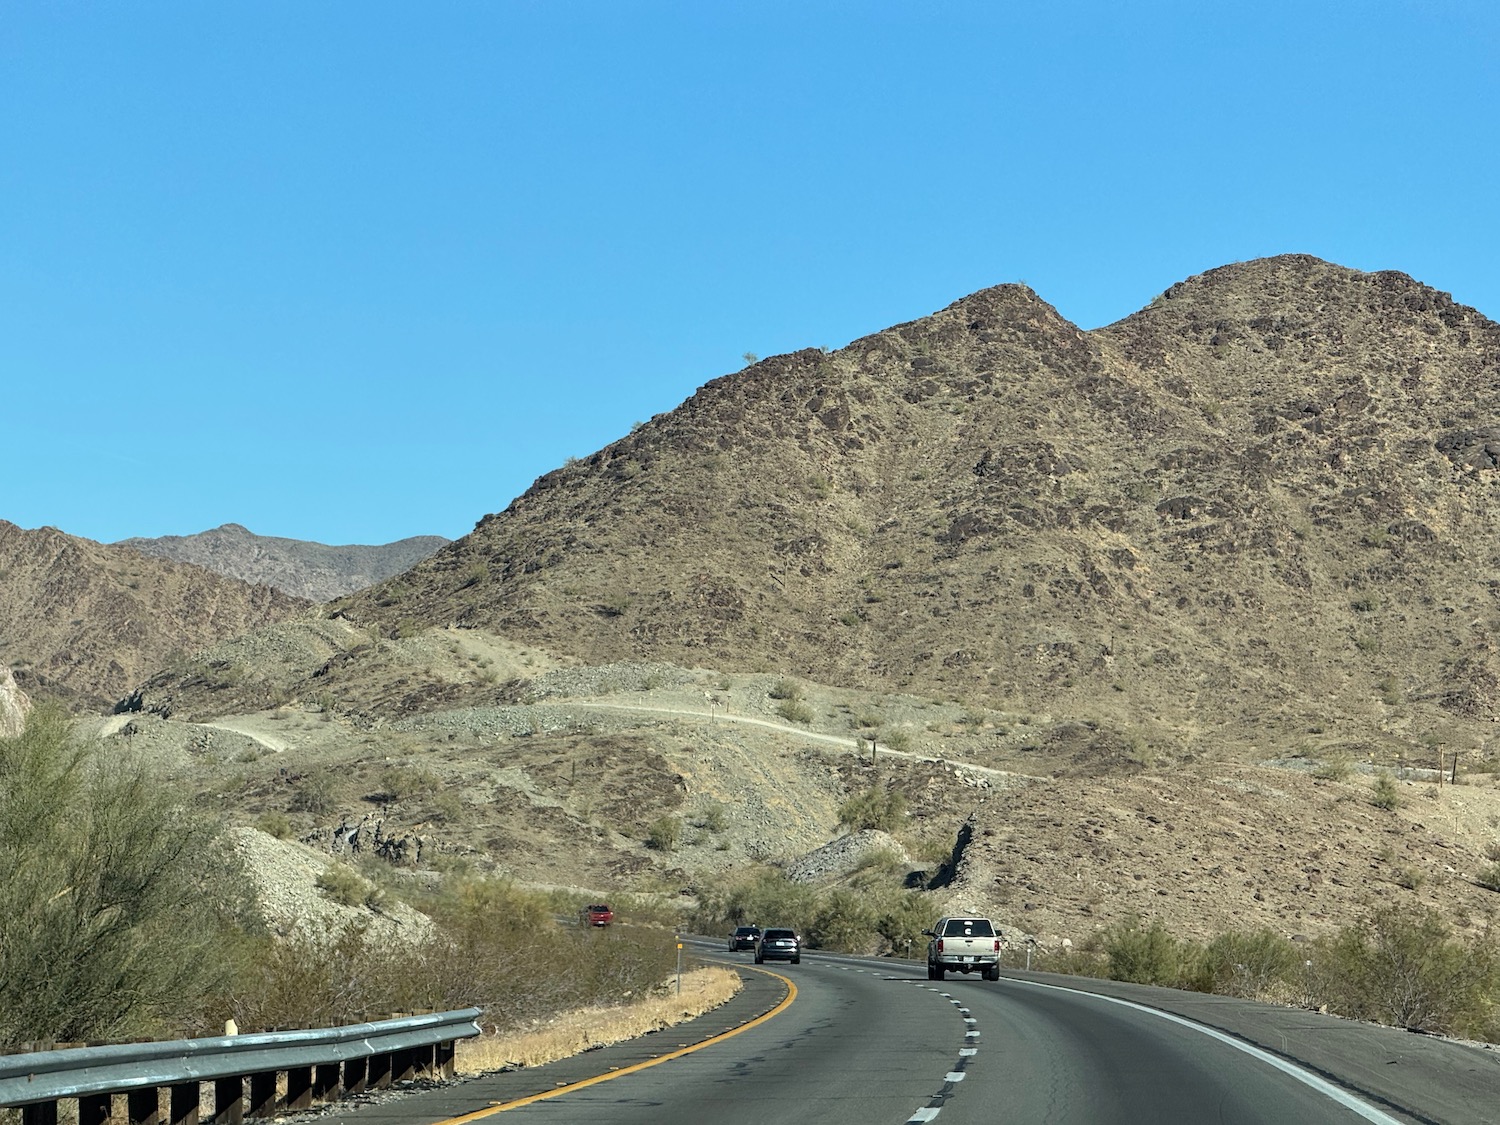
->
[1007, 979, 1403, 1125]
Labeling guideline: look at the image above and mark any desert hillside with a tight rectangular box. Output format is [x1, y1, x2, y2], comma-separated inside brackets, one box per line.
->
[118, 523, 449, 602]
[25, 255, 1500, 960]
[329, 255, 1500, 767]
[0, 521, 310, 709]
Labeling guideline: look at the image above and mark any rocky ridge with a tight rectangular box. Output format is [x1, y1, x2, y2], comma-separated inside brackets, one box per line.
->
[0, 521, 311, 710]
[118, 523, 449, 603]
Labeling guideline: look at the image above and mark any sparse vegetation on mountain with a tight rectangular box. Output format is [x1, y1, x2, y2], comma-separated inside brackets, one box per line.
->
[15, 256, 1500, 1051]
[117, 523, 449, 602]
[0, 521, 309, 710]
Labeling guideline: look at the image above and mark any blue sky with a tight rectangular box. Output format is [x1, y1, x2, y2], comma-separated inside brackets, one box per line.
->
[4, 1, 1497, 546]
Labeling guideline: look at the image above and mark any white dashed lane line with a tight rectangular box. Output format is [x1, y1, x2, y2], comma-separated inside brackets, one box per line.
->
[894, 983, 981, 1122]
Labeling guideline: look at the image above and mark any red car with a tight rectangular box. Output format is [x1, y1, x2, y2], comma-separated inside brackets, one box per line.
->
[580, 903, 614, 927]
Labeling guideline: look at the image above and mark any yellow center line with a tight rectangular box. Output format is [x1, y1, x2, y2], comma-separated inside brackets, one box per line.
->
[433, 967, 797, 1122]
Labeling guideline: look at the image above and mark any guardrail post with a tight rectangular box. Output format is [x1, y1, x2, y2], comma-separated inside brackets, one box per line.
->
[21, 1101, 58, 1125]
[128, 1086, 161, 1124]
[392, 1047, 419, 1083]
[343, 1055, 368, 1095]
[210, 1076, 243, 1125]
[311, 1063, 340, 1104]
[169, 1081, 200, 1125]
[368, 1052, 393, 1090]
[79, 1093, 112, 1124]
[436, 1039, 456, 1079]
[246, 1071, 276, 1119]
[284, 1066, 312, 1110]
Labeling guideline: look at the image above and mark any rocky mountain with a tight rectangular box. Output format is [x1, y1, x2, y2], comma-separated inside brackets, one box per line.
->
[331, 255, 1500, 766]
[0, 521, 311, 710]
[94, 256, 1500, 959]
[117, 523, 449, 603]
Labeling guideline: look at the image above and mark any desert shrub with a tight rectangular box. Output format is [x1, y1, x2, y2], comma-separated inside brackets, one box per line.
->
[426, 790, 466, 824]
[880, 728, 912, 752]
[255, 811, 293, 839]
[870, 889, 933, 955]
[289, 770, 337, 815]
[646, 815, 681, 852]
[1372, 770, 1401, 811]
[838, 785, 908, 832]
[850, 846, 908, 883]
[315, 863, 384, 908]
[1393, 866, 1425, 891]
[692, 867, 925, 956]
[1313, 755, 1353, 782]
[0, 704, 251, 1048]
[1102, 916, 1200, 987]
[1308, 906, 1500, 1037]
[698, 803, 729, 832]
[776, 699, 814, 724]
[1030, 945, 1109, 977]
[691, 867, 820, 936]
[1475, 863, 1500, 892]
[768, 679, 801, 701]
[379, 764, 442, 802]
[807, 888, 877, 951]
[1196, 929, 1301, 999]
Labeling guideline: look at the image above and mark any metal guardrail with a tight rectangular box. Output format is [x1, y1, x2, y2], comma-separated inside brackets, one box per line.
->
[0, 1008, 482, 1124]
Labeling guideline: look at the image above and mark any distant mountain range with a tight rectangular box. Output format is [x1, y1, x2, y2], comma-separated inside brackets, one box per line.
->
[117, 523, 449, 603]
[0, 521, 446, 709]
[0, 521, 311, 709]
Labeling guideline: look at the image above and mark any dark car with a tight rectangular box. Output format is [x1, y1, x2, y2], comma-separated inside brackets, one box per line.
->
[727, 924, 762, 951]
[754, 927, 801, 964]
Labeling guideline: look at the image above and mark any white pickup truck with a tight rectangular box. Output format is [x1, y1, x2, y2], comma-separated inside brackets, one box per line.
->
[923, 915, 1002, 981]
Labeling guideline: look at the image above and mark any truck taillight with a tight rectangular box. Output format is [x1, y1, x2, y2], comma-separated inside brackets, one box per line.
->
[994, 939, 1001, 951]
[937, 939, 945, 953]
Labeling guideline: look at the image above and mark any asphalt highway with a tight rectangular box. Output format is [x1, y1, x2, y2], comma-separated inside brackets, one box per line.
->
[306, 944, 1499, 1125]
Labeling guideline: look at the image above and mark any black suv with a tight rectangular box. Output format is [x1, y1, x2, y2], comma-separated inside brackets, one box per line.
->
[727, 925, 762, 951]
[755, 928, 801, 964]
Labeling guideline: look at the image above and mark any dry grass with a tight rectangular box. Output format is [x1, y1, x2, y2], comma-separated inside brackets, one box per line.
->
[455, 967, 741, 1074]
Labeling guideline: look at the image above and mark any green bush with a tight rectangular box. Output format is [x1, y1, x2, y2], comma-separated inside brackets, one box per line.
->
[1371, 771, 1401, 811]
[646, 816, 682, 852]
[1197, 929, 1300, 998]
[690, 866, 926, 956]
[0, 704, 251, 1048]
[838, 785, 908, 832]
[315, 863, 384, 908]
[1312, 755, 1352, 782]
[880, 728, 912, 752]
[1309, 906, 1500, 1037]
[769, 679, 801, 701]
[255, 811, 293, 839]
[1102, 916, 1198, 986]
[289, 771, 337, 815]
[379, 764, 443, 802]
[698, 803, 729, 832]
[776, 699, 815, 725]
